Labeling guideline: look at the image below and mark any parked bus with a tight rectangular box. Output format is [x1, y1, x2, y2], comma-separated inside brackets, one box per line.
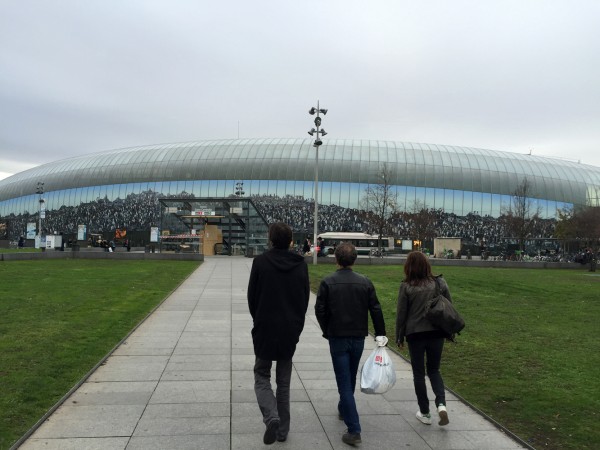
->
[317, 232, 394, 256]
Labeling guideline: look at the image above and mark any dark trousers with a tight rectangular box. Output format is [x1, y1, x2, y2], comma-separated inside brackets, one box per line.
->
[408, 336, 446, 414]
[328, 337, 365, 434]
[254, 357, 293, 438]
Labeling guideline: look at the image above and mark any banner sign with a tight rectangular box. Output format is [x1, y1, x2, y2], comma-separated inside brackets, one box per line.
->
[27, 223, 36, 239]
[150, 227, 159, 243]
[77, 225, 87, 241]
[191, 209, 215, 216]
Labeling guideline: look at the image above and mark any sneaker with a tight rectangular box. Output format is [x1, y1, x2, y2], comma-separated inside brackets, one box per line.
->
[263, 420, 279, 445]
[342, 432, 362, 445]
[276, 434, 287, 442]
[437, 404, 449, 426]
[416, 411, 432, 425]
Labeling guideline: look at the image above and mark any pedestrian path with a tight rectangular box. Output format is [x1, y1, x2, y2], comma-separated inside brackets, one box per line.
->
[18, 257, 527, 450]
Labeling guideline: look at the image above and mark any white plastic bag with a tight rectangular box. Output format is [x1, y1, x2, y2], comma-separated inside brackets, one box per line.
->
[360, 344, 396, 394]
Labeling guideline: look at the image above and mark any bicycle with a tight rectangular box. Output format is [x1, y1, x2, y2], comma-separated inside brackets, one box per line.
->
[369, 248, 384, 258]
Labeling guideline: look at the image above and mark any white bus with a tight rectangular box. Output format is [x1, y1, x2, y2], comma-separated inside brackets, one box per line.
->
[317, 232, 394, 256]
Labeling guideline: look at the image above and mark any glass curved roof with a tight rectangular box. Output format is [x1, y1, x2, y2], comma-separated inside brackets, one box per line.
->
[1, 138, 598, 206]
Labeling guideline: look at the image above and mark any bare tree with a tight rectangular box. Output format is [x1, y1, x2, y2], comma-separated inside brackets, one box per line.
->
[500, 178, 542, 251]
[360, 163, 398, 250]
[554, 205, 577, 254]
[402, 200, 437, 250]
[556, 205, 600, 271]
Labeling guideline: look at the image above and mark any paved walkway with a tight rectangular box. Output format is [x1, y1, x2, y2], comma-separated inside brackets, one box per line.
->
[18, 257, 526, 450]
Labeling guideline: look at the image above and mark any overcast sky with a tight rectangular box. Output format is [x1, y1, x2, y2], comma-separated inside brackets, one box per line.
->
[1, 0, 599, 181]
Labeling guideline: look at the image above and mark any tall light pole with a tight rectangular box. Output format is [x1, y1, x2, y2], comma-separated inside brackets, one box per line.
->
[235, 181, 245, 197]
[36, 182, 45, 249]
[308, 102, 328, 265]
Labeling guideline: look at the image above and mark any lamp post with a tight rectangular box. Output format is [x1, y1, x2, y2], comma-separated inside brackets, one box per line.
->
[36, 182, 45, 249]
[235, 181, 245, 197]
[308, 101, 328, 265]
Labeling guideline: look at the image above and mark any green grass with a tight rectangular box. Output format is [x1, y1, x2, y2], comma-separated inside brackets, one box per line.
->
[0, 259, 200, 449]
[308, 264, 600, 450]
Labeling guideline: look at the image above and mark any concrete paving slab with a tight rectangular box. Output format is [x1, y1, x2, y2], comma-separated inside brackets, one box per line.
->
[329, 431, 430, 450]
[65, 381, 157, 406]
[126, 435, 230, 450]
[111, 346, 174, 356]
[171, 346, 229, 356]
[133, 416, 230, 436]
[167, 353, 230, 363]
[149, 381, 230, 403]
[231, 431, 333, 450]
[88, 355, 169, 382]
[19, 437, 129, 450]
[231, 389, 310, 403]
[142, 402, 230, 418]
[30, 404, 145, 438]
[161, 369, 231, 381]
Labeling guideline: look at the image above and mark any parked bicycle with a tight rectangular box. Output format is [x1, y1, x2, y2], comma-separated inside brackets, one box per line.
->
[369, 248, 385, 258]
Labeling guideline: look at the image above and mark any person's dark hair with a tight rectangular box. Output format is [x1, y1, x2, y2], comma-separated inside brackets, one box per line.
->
[403, 251, 435, 286]
[269, 222, 293, 249]
[335, 242, 357, 267]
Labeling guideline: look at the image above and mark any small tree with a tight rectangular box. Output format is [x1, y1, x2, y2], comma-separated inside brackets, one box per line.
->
[360, 163, 398, 250]
[554, 205, 577, 254]
[568, 206, 600, 271]
[500, 178, 542, 251]
[403, 200, 437, 249]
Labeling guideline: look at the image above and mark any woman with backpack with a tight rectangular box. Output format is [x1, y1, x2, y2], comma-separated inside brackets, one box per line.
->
[396, 251, 451, 427]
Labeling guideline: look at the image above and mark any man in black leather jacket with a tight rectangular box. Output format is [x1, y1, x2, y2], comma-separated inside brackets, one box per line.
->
[315, 243, 386, 446]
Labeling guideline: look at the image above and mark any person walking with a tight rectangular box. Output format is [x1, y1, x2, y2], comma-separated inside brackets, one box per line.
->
[395, 251, 451, 426]
[315, 243, 386, 446]
[247, 222, 310, 445]
[302, 237, 311, 255]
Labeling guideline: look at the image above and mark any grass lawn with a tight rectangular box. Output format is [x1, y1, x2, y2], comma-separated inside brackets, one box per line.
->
[0, 259, 200, 449]
[308, 264, 600, 450]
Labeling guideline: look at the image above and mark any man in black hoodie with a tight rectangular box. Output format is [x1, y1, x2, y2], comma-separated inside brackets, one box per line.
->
[247, 222, 310, 445]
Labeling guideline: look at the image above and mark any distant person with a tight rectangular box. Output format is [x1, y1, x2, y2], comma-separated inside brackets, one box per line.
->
[317, 237, 327, 257]
[316, 237, 322, 256]
[396, 251, 451, 426]
[315, 243, 387, 446]
[247, 222, 310, 444]
[302, 237, 311, 255]
[18, 236, 24, 248]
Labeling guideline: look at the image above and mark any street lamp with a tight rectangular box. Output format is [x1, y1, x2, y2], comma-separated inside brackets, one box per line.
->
[235, 181, 245, 197]
[36, 182, 45, 249]
[307, 101, 328, 265]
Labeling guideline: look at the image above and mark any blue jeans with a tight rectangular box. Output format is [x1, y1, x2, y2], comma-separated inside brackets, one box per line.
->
[407, 336, 446, 414]
[328, 337, 365, 434]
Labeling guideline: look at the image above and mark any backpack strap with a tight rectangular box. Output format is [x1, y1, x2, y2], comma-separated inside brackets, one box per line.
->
[433, 276, 442, 297]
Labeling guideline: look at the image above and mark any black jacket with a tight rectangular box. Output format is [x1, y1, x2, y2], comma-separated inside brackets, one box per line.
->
[248, 248, 310, 360]
[315, 268, 386, 338]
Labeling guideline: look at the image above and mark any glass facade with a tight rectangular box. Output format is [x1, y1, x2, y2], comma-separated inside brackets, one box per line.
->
[0, 138, 598, 243]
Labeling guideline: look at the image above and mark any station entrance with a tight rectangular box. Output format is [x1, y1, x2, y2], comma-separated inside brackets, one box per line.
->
[158, 197, 269, 256]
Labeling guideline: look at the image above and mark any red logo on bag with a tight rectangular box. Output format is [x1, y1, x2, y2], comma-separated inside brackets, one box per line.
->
[375, 355, 383, 364]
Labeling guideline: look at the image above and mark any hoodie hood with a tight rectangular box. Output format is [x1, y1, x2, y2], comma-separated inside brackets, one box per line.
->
[262, 248, 306, 273]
